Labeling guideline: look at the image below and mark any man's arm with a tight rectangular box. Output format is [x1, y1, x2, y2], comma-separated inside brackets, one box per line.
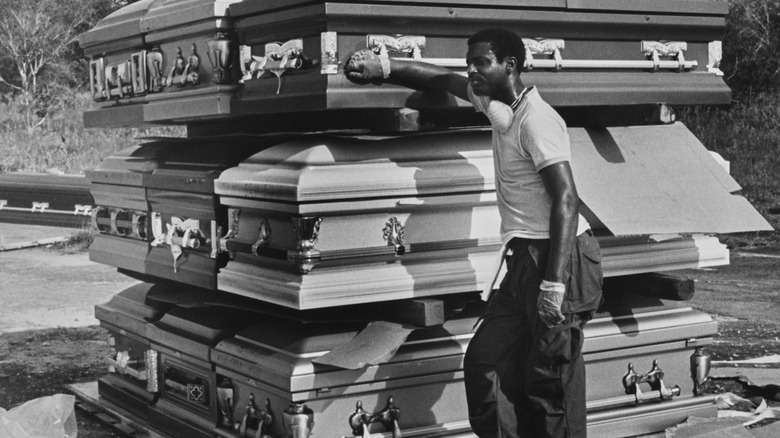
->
[345, 50, 469, 101]
[539, 161, 580, 283]
[537, 161, 580, 327]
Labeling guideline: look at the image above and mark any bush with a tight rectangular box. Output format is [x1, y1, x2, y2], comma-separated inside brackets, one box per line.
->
[722, 0, 780, 94]
[0, 92, 184, 173]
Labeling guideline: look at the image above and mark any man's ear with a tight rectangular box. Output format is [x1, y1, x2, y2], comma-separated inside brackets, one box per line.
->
[504, 56, 518, 74]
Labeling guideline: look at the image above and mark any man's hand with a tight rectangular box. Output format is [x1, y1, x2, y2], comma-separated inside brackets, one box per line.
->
[344, 49, 390, 81]
[538, 280, 566, 328]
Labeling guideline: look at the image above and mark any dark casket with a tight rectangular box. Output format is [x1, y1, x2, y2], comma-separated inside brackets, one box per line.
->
[93, 282, 177, 419]
[86, 134, 295, 289]
[78, 0, 731, 129]
[145, 302, 259, 438]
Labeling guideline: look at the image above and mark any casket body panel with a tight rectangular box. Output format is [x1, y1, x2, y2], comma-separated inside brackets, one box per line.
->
[233, 1, 729, 116]
[208, 292, 717, 438]
[79, 0, 730, 127]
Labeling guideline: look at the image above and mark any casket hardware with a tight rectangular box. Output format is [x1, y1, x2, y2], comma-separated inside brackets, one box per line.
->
[207, 32, 235, 85]
[74, 204, 93, 216]
[91, 206, 110, 234]
[379, 36, 698, 72]
[251, 218, 272, 258]
[105, 61, 132, 98]
[146, 46, 165, 92]
[383, 217, 406, 256]
[690, 347, 711, 395]
[31, 201, 49, 213]
[238, 393, 275, 437]
[249, 39, 305, 94]
[131, 212, 147, 240]
[641, 41, 690, 72]
[348, 397, 402, 438]
[367, 34, 426, 59]
[217, 208, 241, 258]
[523, 39, 565, 71]
[89, 58, 107, 101]
[216, 377, 235, 429]
[151, 216, 206, 272]
[106, 350, 147, 380]
[282, 402, 315, 438]
[129, 51, 147, 95]
[321, 31, 339, 75]
[622, 360, 679, 403]
[164, 45, 200, 88]
[289, 217, 323, 274]
[110, 209, 129, 236]
[708, 41, 724, 76]
[145, 349, 159, 393]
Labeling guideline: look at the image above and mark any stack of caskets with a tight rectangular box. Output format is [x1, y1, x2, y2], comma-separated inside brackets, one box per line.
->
[79, 1, 772, 437]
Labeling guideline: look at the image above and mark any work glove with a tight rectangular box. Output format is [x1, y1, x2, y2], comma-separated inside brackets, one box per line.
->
[345, 49, 391, 81]
[538, 280, 566, 328]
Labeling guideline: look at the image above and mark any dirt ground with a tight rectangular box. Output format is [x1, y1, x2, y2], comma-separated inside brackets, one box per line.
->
[1, 239, 780, 437]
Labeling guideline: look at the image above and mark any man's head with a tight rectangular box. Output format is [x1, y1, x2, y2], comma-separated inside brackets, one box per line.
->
[466, 28, 526, 99]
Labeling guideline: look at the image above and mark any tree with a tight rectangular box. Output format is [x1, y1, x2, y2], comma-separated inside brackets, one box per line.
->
[0, 0, 111, 132]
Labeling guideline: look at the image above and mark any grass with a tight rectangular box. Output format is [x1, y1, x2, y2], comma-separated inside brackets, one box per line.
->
[0, 93, 184, 174]
[46, 226, 96, 254]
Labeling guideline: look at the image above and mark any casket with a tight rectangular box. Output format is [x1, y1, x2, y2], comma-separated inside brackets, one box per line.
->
[146, 303, 259, 438]
[213, 124, 769, 309]
[205, 291, 718, 438]
[86, 134, 294, 288]
[94, 282, 177, 419]
[78, 0, 731, 129]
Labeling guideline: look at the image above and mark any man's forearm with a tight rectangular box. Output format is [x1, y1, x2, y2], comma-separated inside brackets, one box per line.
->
[545, 197, 579, 284]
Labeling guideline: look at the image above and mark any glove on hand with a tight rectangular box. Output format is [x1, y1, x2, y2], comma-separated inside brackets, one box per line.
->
[538, 280, 566, 328]
[345, 49, 390, 80]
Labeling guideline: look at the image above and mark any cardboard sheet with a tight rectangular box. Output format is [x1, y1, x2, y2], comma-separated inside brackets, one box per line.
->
[571, 123, 772, 235]
[312, 321, 415, 370]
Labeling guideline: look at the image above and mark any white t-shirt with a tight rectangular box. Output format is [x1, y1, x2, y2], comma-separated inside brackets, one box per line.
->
[469, 85, 590, 242]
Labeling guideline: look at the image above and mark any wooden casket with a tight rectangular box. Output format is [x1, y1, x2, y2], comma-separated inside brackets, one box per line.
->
[203, 291, 718, 438]
[78, 0, 731, 129]
[213, 124, 769, 309]
[86, 134, 294, 289]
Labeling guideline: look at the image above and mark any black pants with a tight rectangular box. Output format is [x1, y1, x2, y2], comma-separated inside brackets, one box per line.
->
[464, 232, 603, 438]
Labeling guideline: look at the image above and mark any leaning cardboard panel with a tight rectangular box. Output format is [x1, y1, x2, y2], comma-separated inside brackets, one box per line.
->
[213, 124, 765, 309]
[207, 292, 717, 438]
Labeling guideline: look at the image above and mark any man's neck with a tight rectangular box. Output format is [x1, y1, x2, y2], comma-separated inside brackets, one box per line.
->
[493, 77, 527, 106]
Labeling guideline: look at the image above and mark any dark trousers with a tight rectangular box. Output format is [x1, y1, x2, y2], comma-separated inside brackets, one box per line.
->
[464, 232, 603, 438]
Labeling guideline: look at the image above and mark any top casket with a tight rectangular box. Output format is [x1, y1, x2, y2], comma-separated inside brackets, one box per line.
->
[79, 0, 731, 128]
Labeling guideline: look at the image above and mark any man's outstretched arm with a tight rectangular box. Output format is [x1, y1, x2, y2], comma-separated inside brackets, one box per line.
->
[345, 50, 470, 102]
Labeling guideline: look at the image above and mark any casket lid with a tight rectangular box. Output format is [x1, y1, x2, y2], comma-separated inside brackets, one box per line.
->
[78, 0, 239, 52]
[231, 0, 727, 16]
[87, 134, 295, 190]
[78, 0, 153, 50]
[215, 128, 495, 203]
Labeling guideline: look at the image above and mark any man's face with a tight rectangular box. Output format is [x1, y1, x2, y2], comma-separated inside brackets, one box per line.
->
[466, 41, 509, 98]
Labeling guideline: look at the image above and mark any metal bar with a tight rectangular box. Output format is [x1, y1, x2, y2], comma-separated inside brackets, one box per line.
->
[395, 57, 698, 71]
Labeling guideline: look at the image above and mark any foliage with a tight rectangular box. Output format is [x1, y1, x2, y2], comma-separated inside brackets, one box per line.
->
[0, 0, 129, 132]
[722, 0, 780, 94]
[0, 92, 185, 174]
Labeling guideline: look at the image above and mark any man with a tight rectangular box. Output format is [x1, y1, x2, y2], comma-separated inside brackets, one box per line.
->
[345, 28, 603, 437]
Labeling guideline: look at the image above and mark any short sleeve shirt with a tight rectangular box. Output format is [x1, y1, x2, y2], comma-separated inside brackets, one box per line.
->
[469, 85, 590, 242]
